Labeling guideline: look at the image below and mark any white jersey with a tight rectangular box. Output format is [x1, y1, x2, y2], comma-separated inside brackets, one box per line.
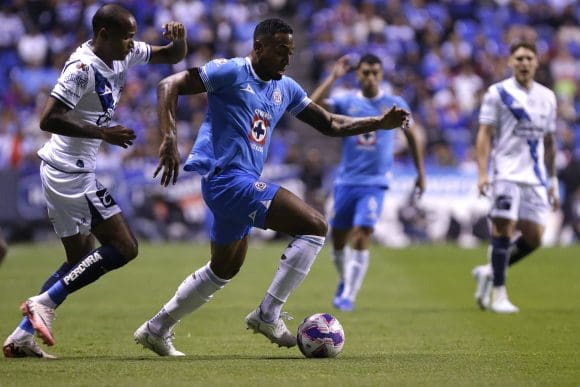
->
[479, 77, 557, 186]
[37, 40, 151, 172]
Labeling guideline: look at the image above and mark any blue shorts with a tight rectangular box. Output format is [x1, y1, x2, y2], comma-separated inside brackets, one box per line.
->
[330, 185, 386, 230]
[201, 171, 280, 244]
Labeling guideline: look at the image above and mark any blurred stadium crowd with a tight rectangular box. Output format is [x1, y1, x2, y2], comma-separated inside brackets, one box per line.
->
[0, 0, 578, 245]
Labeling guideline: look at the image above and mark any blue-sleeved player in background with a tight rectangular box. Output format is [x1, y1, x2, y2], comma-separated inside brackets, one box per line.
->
[134, 18, 410, 356]
[311, 54, 426, 311]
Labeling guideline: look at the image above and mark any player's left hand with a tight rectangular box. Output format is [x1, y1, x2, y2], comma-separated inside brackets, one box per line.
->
[378, 105, 410, 130]
[154, 136, 180, 187]
[162, 22, 186, 42]
[414, 174, 426, 199]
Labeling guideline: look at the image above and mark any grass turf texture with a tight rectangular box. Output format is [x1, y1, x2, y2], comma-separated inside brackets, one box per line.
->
[1, 242, 579, 386]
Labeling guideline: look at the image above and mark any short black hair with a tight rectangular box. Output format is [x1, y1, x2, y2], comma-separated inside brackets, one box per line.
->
[358, 53, 382, 69]
[510, 41, 537, 55]
[253, 18, 293, 41]
[92, 3, 134, 35]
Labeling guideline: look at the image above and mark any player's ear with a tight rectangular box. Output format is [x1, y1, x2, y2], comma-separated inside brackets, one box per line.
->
[253, 39, 264, 55]
[95, 27, 108, 41]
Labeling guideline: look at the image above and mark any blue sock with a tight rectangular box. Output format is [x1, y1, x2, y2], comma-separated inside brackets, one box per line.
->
[18, 262, 72, 334]
[491, 237, 511, 287]
[59, 245, 129, 294]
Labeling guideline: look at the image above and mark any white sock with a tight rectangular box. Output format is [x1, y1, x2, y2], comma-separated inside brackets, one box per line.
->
[8, 327, 32, 341]
[342, 249, 369, 302]
[492, 285, 507, 302]
[260, 235, 325, 322]
[150, 263, 229, 334]
[331, 247, 350, 280]
[29, 293, 57, 309]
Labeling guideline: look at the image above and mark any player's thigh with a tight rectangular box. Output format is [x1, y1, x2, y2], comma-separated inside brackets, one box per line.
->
[490, 180, 520, 236]
[518, 185, 550, 228]
[41, 163, 122, 239]
[516, 185, 549, 247]
[352, 186, 386, 229]
[203, 174, 274, 244]
[330, 185, 357, 232]
[266, 187, 327, 237]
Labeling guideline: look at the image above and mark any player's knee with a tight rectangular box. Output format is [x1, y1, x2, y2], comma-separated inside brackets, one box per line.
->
[113, 237, 139, 261]
[525, 234, 542, 249]
[210, 260, 241, 280]
[305, 212, 328, 237]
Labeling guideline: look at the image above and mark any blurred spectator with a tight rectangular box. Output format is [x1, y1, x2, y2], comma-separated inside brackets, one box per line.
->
[300, 148, 326, 214]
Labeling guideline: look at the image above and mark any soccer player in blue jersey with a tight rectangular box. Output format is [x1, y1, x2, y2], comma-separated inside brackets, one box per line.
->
[134, 18, 410, 356]
[310, 54, 426, 311]
[3, 4, 187, 358]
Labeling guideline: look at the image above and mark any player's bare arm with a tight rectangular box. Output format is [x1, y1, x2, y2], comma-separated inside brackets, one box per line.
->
[297, 102, 409, 137]
[310, 55, 352, 108]
[402, 125, 427, 197]
[154, 68, 207, 187]
[475, 123, 493, 196]
[149, 21, 187, 64]
[544, 132, 560, 210]
[39, 97, 136, 148]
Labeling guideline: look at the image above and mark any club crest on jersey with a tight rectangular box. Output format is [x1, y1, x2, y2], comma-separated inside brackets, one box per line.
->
[254, 181, 268, 191]
[272, 88, 282, 105]
[357, 131, 377, 146]
[249, 109, 271, 151]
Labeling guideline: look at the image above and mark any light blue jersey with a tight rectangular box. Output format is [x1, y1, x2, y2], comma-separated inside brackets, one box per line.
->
[329, 91, 410, 188]
[184, 57, 311, 178]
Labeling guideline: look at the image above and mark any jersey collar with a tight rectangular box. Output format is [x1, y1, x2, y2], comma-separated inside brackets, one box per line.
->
[356, 90, 384, 101]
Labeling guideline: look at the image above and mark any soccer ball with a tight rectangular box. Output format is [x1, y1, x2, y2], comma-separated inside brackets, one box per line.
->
[296, 313, 345, 358]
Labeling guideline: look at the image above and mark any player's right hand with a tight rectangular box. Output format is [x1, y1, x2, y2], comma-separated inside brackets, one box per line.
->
[154, 136, 180, 187]
[378, 105, 410, 130]
[332, 55, 354, 79]
[101, 125, 136, 148]
[478, 175, 490, 197]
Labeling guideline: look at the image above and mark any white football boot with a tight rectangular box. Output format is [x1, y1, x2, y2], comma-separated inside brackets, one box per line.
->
[472, 264, 493, 310]
[245, 308, 296, 348]
[134, 322, 185, 356]
[3, 334, 56, 359]
[20, 299, 56, 346]
[490, 287, 519, 314]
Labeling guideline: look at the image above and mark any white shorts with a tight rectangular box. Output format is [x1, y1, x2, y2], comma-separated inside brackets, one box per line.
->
[40, 161, 121, 238]
[489, 180, 549, 226]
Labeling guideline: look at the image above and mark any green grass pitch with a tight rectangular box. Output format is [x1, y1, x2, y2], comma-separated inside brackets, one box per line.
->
[1, 242, 579, 386]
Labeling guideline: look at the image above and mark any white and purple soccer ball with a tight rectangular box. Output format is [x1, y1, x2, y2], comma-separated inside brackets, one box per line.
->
[296, 313, 345, 358]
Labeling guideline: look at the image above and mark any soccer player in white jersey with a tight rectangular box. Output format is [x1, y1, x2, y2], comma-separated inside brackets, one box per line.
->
[3, 4, 187, 358]
[310, 54, 426, 311]
[472, 41, 559, 314]
[133, 18, 409, 356]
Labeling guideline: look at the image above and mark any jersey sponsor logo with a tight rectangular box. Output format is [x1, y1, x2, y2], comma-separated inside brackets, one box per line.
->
[357, 132, 377, 146]
[241, 84, 255, 94]
[272, 88, 282, 105]
[512, 122, 543, 140]
[254, 181, 267, 191]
